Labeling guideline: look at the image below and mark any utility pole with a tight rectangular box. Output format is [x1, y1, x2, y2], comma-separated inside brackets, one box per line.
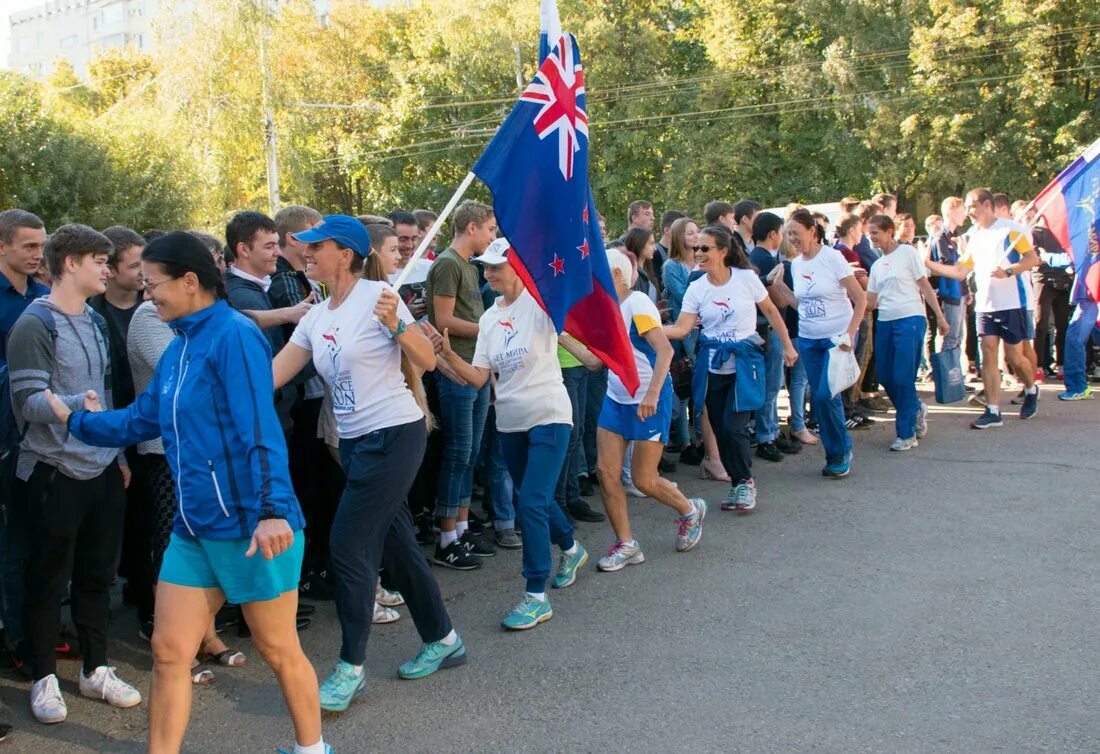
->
[258, 0, 280, 213]
[513, 44, 524, 93]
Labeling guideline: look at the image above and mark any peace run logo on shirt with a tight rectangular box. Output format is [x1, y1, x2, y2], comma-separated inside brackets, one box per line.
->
[321, 326, 356, 414]
[798, 271, 828, 320]
[498, 316, 520, 349]
[712, 297, 735, 322]
[491, 317, 529, 377]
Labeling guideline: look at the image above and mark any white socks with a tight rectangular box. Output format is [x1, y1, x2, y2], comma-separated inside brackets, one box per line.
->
[440, 529, 458, 547]
[295, 738, 326, 754]
[439, 629, 458, 646]
[455, 520, 469, 538]
[526, 591, 547, 602]
[563, 543, 578, 556]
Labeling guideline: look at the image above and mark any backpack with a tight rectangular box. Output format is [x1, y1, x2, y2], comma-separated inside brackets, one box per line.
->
[0, 300, 109, 461]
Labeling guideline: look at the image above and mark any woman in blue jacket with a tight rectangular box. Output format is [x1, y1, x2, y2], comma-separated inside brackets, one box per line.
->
[45, 232, 328, 754]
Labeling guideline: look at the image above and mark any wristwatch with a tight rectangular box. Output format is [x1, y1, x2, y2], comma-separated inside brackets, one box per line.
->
[387, 320, 407, 339]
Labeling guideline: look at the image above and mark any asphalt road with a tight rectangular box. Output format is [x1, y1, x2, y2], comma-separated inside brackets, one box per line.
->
[2, 383, 1099, 753]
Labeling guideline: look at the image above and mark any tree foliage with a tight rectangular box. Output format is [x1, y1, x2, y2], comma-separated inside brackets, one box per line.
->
[2, 0, 1097, 232]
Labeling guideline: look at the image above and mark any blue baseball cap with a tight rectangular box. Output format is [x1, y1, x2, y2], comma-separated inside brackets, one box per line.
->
[291, 214, 371, 257]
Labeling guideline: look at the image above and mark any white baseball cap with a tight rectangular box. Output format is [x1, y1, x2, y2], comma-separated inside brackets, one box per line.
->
[473, 238, 510, 266]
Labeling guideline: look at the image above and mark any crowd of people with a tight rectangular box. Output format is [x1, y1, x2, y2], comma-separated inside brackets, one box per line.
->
[0, 185, 1096, 752]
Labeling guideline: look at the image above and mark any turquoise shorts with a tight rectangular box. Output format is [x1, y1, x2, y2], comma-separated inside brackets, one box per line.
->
[159, 531, 304, 604]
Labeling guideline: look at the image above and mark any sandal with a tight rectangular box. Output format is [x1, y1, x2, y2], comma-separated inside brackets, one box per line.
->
[191, 659, 215, 685]
[201, 647, 247, 667]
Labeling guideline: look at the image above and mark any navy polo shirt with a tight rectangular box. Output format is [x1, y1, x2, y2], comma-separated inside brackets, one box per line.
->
[0, 270, 48, 368]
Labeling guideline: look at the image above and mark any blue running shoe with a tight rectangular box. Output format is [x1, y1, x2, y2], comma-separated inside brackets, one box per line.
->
[1058, 387, 1093, 401]
[551, 542, 588, 589]
[970, 408, 1004, 429]
[1019, 389, 1039, 420]
[501, 594, 554, 630]
[823, 451, 852, 479]
[397, 634, 467, 679]
[318, 661, 366, 712]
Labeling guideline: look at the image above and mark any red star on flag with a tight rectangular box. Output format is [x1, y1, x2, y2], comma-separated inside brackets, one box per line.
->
[549, 254, 566, 276]
[582, 206, 590, 224]
[577, 239, 590, 259]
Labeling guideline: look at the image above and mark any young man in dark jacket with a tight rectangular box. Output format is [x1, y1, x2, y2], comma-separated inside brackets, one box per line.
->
[7, 224, 141, 724]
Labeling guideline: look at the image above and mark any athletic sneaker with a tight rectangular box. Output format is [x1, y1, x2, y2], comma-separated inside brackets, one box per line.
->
[915, 402, 928, 439]
[397, 634, 467, 679]
[551, 543, 588, 589]
[676, 498, 708, 551]
[433, 541, 481, 570]
[319, 661, 366, 712]
[460, 530, 496, 558]
[30, 674, 66, 724]
[755, 442, 784, 463]
[372, 603, 400, 624]
[1019, 390, 1039, 420]
[1058, 387, 1093, 401]
[719, 486, 740, 512]
[623, 482, 646, 498]
[890, 437, 918, 452]
[597, 540, 646, 572]
[278, 744, 334, 754]
[79, 666, 141, 708]
[501, 594, 553, 630]
[375, 584, 404, 608]
[494, 527, 522, 549]
[822, 451, 852, 479]
[970, 408, 1003, 430]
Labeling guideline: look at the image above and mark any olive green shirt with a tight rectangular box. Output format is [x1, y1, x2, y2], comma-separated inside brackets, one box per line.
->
[426, 247, 485, 362]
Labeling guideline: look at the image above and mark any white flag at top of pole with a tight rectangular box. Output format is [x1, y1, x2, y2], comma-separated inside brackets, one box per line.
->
[539, 0, 563, 65]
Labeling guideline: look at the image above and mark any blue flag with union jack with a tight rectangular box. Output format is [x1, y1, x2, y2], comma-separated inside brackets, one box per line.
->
[472, 25, 639, 395]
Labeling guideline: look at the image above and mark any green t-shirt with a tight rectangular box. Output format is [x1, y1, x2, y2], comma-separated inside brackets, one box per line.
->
[426, 247, 485, 361]
[557, 344, 582, 369]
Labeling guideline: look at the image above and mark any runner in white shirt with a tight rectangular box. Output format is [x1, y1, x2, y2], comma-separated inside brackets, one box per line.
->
[925, 188, 1039, 428]
[780, 210, 867, 479]
[593, 247, 707, 573]
[439, 239, 588, 632]
[665, 224, 797, 512]
[865, 215, 949, 451]
[273, 215, 466, 713]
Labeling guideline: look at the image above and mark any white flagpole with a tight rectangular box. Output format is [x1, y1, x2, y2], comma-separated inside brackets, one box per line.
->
[389, 171, 477, 290]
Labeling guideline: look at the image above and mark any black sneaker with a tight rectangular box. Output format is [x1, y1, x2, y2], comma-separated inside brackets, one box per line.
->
[494, 528, 522, 549]
[970, 408, 1004, 429]
[567, 500, 606, 523]
[433, 541, 481, 570]
[0, 722, 11, 743]
[755, 441, 784, 463]
[1019, 389, 1039, 420]
[465, 512, 488, 534]
[298, 571, 336, 601]
[679, 444, 704, 466]
[138, 620, 155, 642]
[774, 434, 802, 455]
[578, 474, 595, 497]
[658, 456, 677, 474]
[460, 530, 497, 558]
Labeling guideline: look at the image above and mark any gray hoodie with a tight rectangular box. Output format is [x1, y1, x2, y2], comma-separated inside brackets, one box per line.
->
[7, 297, 124, 481]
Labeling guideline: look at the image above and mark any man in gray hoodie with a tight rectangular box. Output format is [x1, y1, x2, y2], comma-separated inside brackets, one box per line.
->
[6, 224, 141, 725]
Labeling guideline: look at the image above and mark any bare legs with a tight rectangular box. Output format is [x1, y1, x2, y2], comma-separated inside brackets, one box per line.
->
[597, 430, 692, 543]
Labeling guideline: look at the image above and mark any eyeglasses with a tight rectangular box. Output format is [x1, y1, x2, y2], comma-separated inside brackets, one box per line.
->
[141, 277, 175, 292]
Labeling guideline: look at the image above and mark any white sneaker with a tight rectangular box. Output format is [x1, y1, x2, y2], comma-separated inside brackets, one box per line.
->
[375, 583, 405, 607]
[31, 674, 67, 724]
[623, 482, 646, 498]
[79, 666, 142, 708]
[890, 437, 918, 452]
[597, 540, 645, 572]
[372, 603, 401, 624]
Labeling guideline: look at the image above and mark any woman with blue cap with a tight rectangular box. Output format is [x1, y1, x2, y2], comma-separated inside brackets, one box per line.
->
[45, 231, 327, 754]
[438, 238, 589, 630]
[273, 215, 465, 713]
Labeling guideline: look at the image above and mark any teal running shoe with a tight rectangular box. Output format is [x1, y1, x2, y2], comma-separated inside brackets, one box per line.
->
[501, 594, 553, 630]
[318, 661, 365, 712]
[822, 451, 852, 479]
[397, 634, 467, 679]
[551, 542, 588, 589]
[1058, 387, 1093, 401]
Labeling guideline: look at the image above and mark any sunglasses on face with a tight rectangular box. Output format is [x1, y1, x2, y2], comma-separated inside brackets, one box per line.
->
[692, 245, 716, 253]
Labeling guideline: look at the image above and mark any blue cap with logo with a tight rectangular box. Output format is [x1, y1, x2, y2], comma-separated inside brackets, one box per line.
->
[291, 214, 371, 257]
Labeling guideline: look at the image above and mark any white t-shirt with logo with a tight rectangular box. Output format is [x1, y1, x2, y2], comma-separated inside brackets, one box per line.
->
[960, 218, 1035, 313]
[792, 245, 856, 340]
[608, 292, 664, 404]
[290, 279, 423, 438]
[681, 268, 768, 375]
[472, 289, 572, 433]
[866, 244, 928, 322]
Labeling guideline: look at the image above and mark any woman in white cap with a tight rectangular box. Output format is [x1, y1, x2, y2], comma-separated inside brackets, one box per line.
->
[439, 238, 589, 630]
[273, 215, 465, 713]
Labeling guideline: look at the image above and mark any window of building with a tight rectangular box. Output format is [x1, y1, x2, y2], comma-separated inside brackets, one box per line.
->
[60, 34, 79, 49]
[102, 3, 125, 24]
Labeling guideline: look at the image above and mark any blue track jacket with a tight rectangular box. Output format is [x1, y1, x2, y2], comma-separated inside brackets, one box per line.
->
[69, 300, 304, 540]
